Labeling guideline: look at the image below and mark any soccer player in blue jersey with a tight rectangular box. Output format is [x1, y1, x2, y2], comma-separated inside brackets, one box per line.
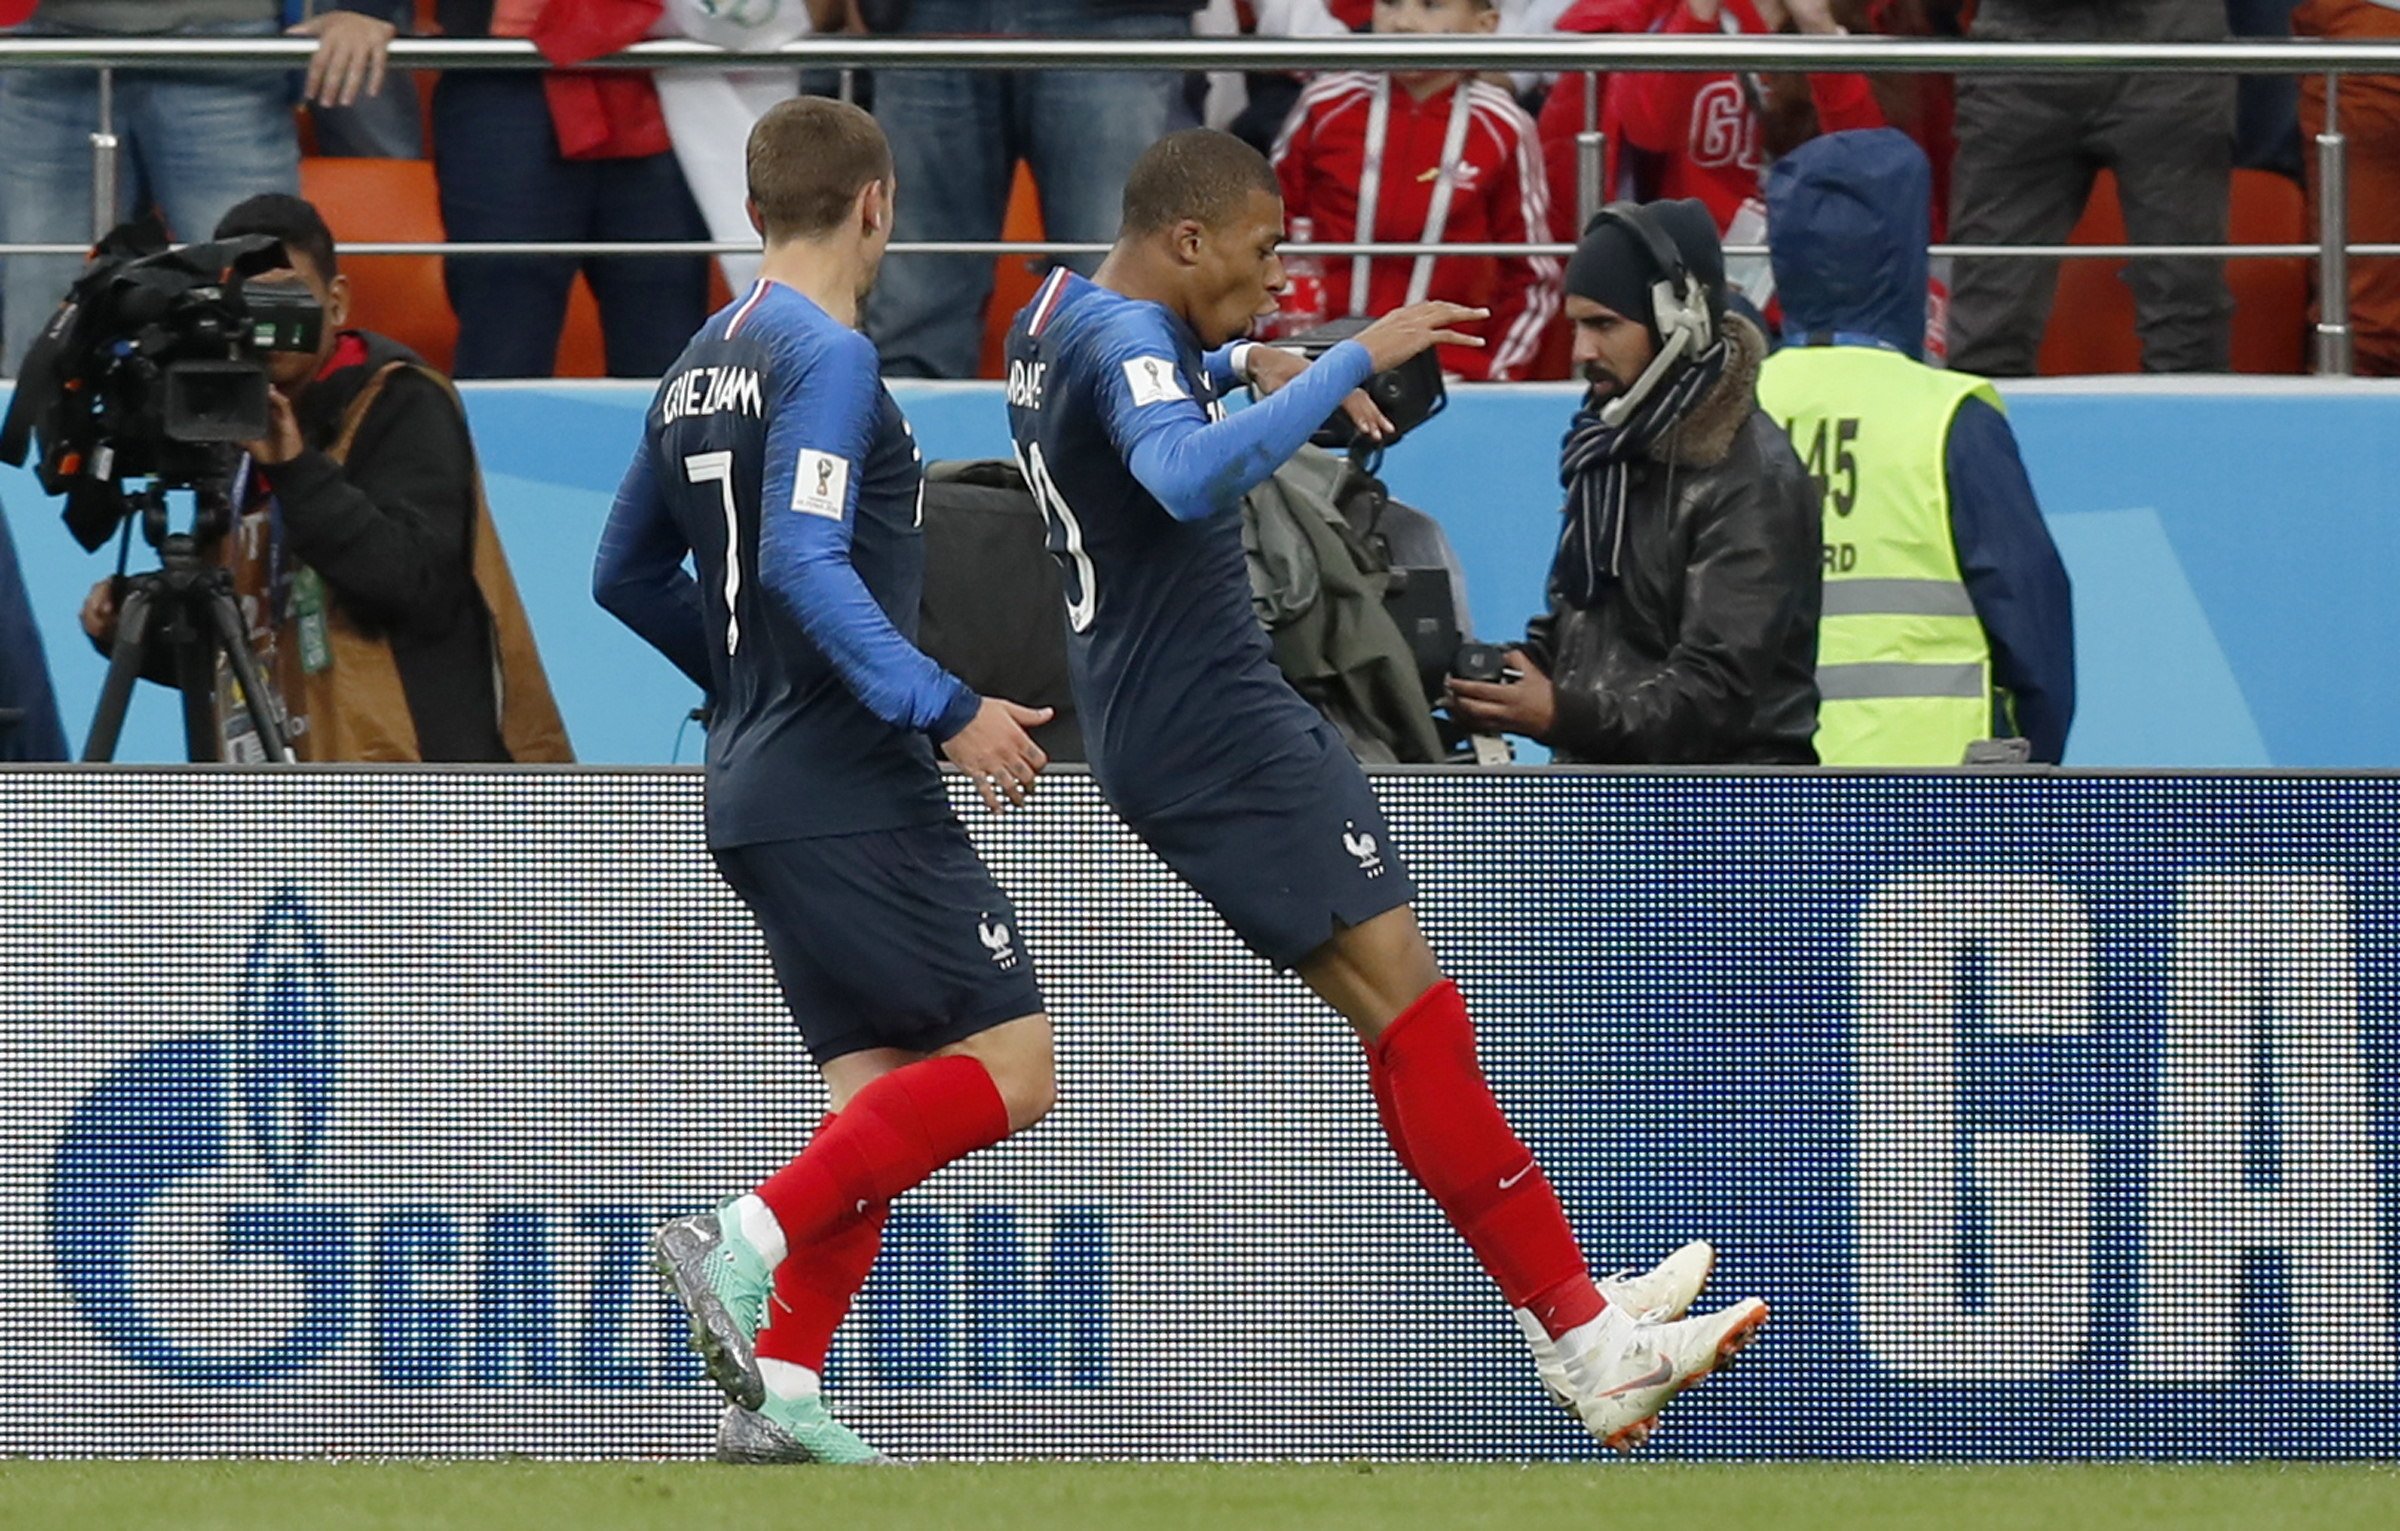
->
[595, 98, 1058, 1466]
[1005, 129, 1767, 1453]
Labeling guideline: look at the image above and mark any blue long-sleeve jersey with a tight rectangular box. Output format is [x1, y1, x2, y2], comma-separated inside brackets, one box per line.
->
[1003, 270, 1376, 816]
[594, 280, 978, 847]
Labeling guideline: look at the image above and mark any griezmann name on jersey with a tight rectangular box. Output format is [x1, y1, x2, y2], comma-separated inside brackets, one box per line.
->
[597, 281, 978, 848]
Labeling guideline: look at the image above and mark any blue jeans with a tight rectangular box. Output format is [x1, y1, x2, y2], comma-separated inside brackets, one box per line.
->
[0, 19, 300, 376]
[432, 71, 710, 379]
[863, 0, 1196, 379]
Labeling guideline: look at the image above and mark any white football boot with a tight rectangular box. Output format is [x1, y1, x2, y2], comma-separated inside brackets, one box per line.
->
[1554, 1296, 1770, 1453]
[1513, 1240, 1717, 1409]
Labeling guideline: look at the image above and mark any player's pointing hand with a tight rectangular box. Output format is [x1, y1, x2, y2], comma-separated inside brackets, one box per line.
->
[942, 697, 1054, 813]
[1356, 301, 1489, 374]
[1246, 343, 1396, 443]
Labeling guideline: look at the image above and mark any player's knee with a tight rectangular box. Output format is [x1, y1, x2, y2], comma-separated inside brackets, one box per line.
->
[1001, 1065, 1056, 1132]
[977, 1038, 1057, 1132]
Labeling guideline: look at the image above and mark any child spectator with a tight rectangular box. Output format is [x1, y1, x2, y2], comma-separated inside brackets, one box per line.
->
[1270, 0, 1561, 379]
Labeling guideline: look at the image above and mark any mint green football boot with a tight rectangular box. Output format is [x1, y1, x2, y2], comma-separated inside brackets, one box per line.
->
[715, 1397, 896, 1465]
[652, 1203, 774, 1410]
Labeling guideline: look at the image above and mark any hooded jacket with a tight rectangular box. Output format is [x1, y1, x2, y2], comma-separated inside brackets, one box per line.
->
[1766, 128, 2075, 762]
[1524, 314, 1823, 764]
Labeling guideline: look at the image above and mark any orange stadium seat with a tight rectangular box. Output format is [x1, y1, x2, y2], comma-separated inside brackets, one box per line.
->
[298, 155, 457, 374]
[2036, 168, 2308, 376]
[980, 163, 1048, 380]
[555, 276, 608, 379]
[557, 263, 732, 380]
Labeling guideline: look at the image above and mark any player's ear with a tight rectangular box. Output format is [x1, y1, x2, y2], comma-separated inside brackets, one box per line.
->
[1171, 217, 1209, 268]
[861, 178, 894, 237]
[745, 197, 767, 238]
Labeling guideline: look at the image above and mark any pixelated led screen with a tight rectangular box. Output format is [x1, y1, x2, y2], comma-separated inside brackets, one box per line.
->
[1, 769, 2394, 1459]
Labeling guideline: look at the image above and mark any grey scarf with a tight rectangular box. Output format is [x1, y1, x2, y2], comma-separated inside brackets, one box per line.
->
[1552, 338, 1730, 609]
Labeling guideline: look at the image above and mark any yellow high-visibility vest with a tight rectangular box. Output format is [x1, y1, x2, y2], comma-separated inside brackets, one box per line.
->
[1758, 343, 2000, 766]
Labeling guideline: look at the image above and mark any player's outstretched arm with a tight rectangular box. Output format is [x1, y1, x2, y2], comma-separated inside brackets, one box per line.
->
[594, 442, 714, 692]
[1109, 302, 1485, 522]
[758, 332, 982, 742]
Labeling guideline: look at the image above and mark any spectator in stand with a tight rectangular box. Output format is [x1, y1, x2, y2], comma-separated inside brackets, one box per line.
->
[1947, 2, 2234, 376]
[862, 0, 1201, 380]
[294, 1, 424, 159]
[428, 1, 714, 379]
[1590, 0, 1884, 303]
[0, 0, 403, 375]
[2299, 0, 2400, 375]
[1535, 0, 1659, 238]
[1198, 0, 1350, 153]
[1830, 1, 1965, 238]
[2231, 1, 2305, 181]
[1270, 0, 1561, 379]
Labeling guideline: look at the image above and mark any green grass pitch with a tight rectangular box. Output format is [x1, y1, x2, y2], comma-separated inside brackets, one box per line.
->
[2, 1462, 2395, 1531]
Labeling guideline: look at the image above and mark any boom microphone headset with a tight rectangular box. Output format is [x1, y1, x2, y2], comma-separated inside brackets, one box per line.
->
[1589, 202, 1716, 429]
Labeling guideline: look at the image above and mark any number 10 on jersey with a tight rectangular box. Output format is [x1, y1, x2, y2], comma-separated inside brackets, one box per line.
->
[1015, 441, 1097, 633]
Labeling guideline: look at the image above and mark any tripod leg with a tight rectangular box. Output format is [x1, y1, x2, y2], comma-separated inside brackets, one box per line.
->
[81, 584, 156, 763]
[174, 622, 218, 764]
[204, 586, 295, 764]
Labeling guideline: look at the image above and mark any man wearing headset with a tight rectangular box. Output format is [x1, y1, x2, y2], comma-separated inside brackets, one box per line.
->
[1449, 198, 1824, 764]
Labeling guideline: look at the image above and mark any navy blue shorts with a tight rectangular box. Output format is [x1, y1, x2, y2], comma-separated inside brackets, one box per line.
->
[1124, 723, 1416, 968]
[712, 821, 1045, 1064]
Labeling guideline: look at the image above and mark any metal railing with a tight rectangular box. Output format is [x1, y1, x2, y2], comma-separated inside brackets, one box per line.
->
[1, 33, 2392, 373]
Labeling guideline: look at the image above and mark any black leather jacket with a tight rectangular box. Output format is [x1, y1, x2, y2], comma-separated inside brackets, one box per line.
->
[1523, 318, 1824, 765]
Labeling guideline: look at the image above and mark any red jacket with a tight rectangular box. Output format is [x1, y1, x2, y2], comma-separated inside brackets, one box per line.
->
[1593, 0, 1885, 234]
[1535, 0, 1661, 238]
[1270, 72, 1561, 381]
[495, 0, 672, 161]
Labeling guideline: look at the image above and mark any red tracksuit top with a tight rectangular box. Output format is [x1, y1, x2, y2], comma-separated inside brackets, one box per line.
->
[1270, 71, 1561, 382]
[1591, 0, 1884, 234]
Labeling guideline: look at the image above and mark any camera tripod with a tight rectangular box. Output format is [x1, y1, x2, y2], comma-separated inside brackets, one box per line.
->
[83, 482, 294, 764]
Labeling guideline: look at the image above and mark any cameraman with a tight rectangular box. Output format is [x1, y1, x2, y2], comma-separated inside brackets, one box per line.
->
[1448, 200, 1823, 764]
[81, 194, 572, 763]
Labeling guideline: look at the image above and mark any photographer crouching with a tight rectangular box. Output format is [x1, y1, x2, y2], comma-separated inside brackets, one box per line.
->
[1447, 200, 1823, 765]
[79, 195, 572, 763]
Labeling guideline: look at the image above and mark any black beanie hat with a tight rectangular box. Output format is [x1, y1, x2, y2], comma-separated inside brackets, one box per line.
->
[1564, 199, 1728, 345]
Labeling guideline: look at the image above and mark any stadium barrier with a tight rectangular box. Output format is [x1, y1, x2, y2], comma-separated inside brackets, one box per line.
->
[0, 33, 2394, 372]
[1, 767, 2393, 1460]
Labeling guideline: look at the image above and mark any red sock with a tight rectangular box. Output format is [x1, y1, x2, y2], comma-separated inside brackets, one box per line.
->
[757, 1118, 889, 1374]
[1366, 1059, 1424, 1189]
[1368, 979, 1603, 1338]
[755, 1054, 1010, 1252]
